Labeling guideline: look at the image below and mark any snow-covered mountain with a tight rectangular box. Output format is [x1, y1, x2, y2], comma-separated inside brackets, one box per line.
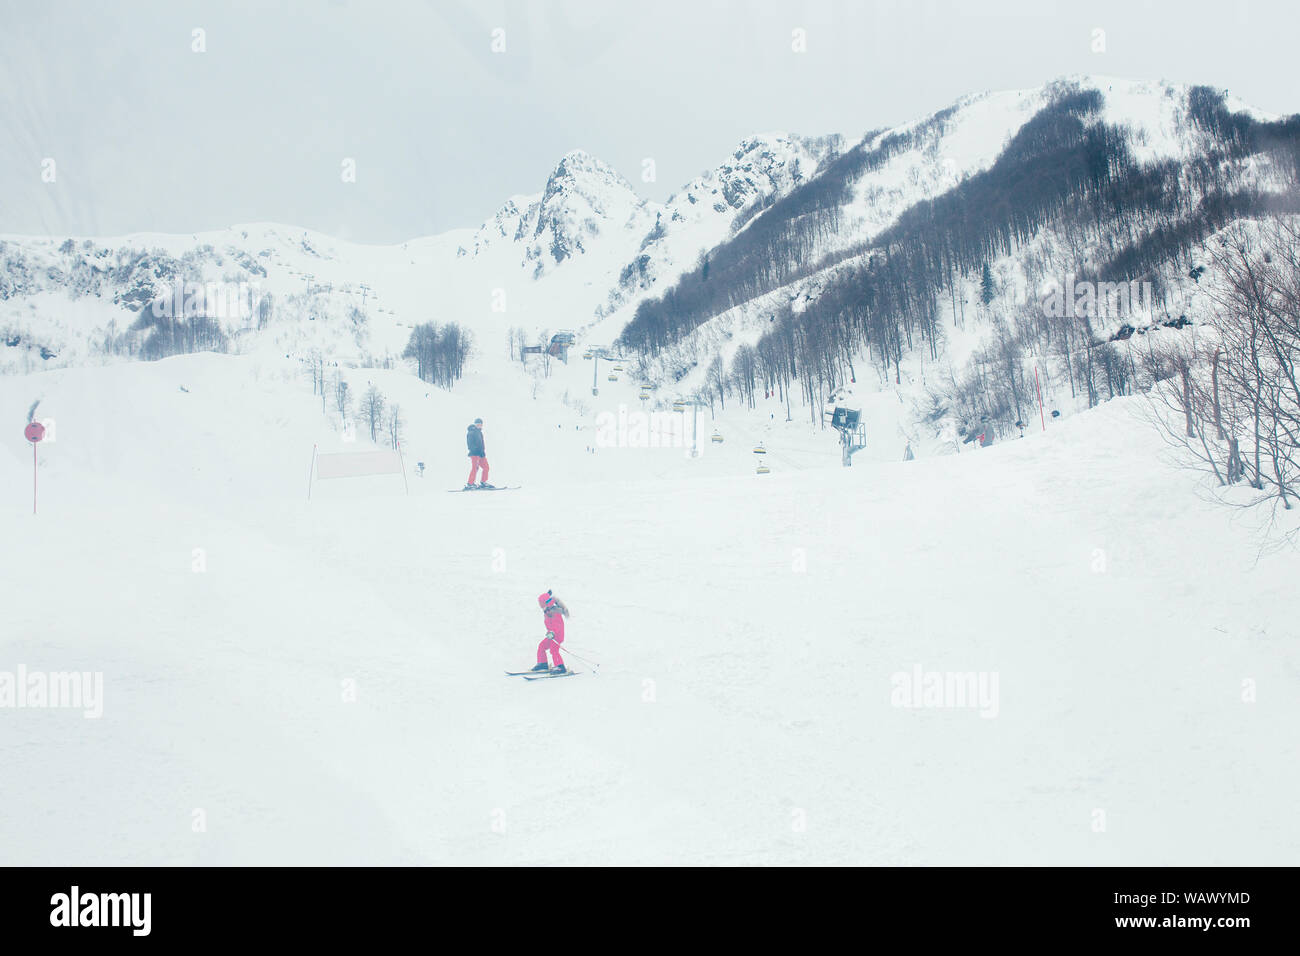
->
[458, 150, 652, 272]
[0, 130, 834, 374]
[2, 74, 1297, 455]
[609, 75, 1300, 454]
[4, 73, 1299, 869]
[617, 133, 841, 307]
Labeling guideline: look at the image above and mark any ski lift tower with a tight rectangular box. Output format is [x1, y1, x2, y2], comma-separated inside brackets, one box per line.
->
[674, 397, 703, 457]
[588, 347, 611, 396]
[828, 406, 866, 466]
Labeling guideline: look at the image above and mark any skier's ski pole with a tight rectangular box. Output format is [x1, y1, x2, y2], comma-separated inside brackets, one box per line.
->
[545, 641, 600, 676]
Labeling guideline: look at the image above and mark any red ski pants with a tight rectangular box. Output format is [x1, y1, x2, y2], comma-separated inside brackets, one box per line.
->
[467, 456, 490, 485]
[537, 632, 564, 666]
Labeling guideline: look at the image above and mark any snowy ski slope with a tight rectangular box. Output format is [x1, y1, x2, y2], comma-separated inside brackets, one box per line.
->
[1, 350, 1296, 865]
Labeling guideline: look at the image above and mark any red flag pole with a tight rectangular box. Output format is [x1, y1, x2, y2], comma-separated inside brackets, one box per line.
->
[1035, 365, 1046, 432]
[24, 421, 44, 513]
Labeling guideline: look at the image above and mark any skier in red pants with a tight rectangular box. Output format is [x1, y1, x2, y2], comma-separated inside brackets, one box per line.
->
[531, 590, 570, 673]
[465, 418, 493, 490]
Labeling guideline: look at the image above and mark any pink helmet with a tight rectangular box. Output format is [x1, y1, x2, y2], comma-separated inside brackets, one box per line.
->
[538, 590, 557, 611]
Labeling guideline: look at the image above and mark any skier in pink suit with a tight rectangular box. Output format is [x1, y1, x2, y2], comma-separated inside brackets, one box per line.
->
[531, 590, 570, 673]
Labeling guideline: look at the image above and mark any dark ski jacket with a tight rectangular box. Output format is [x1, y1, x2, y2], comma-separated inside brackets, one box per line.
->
[467, 425, 485, 458]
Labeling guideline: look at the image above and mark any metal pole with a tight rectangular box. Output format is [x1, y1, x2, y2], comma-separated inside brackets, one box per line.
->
[1035, 366, 1046, 431]
[33, 442, 37, 514]
[307, 443, 317, 500]
[547, 641, 600, 676]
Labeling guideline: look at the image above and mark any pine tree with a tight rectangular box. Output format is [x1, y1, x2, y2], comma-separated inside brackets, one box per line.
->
[980, 262, 996, 307]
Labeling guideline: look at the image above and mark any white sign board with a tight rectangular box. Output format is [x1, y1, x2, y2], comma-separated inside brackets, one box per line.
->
[315, 450, 403, 479]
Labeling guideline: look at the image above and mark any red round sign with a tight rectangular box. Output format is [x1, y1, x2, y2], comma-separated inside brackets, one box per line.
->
[24, 422, 45, 443]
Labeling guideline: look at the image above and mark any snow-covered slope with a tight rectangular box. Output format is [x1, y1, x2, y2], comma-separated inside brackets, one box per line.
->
[1, 351, 1296, 865]
[3, 74, 1298, 866]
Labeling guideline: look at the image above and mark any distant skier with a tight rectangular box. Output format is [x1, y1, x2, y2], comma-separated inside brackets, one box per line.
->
[530, 590, 570, 674]
[465, 418, 493, 489]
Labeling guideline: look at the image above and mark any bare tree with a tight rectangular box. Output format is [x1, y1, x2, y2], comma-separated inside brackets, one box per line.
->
[386, 403, 404, 449]
[360, 385, 386, 443]
[537, 329, 552, 377]
[1204, 222, 1300, 508]
[730, 344, 759, 409]
[706, 353, 727, 411]
[1144, 338, 1231, 486]
[404, 322, 473, 388]
[257, 292, 274, 330]
[333, 373, 351, 427]
[1149, 221, 1300, 517]
[306, 351, 326, 412]
[508, 326, 528, 362]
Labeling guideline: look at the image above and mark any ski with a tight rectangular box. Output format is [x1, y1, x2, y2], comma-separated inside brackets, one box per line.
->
[522, 670, 578, 681]
[448, 486, 520, 493]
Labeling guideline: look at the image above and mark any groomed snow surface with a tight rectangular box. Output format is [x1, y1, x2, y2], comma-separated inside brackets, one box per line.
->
[1, 352, 1296, 865]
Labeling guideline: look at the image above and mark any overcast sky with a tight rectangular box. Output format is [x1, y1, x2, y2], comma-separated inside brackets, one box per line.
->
[2, 0, 1298, 243]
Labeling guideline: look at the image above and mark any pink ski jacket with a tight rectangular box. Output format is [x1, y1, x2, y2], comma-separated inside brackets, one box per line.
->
[538, 591, 566, 641]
